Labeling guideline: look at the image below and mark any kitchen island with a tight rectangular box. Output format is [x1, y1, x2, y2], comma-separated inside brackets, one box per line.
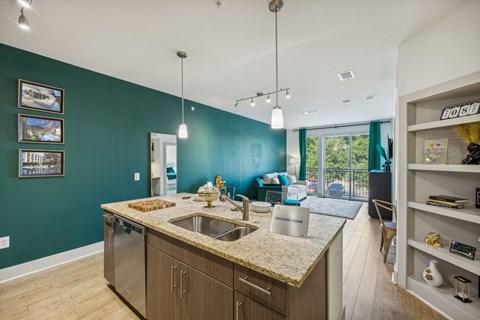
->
[102, 193, 345, 320]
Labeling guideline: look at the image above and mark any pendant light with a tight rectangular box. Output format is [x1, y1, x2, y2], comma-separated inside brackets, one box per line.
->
[270, 0, 284, 129]
[177, 51, 188, 139]
[18, 8, 29, 30]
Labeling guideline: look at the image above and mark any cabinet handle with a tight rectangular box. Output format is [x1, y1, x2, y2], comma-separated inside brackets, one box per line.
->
[180, 270, 188, 298]
[235, 301, 243, 320]
[108, 230, 114, 248]
[170, 266, 178, 292]
[239, 276, 271, 295]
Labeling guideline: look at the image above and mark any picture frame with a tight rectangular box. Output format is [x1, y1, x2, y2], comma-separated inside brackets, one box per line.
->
[19, 149, 65, 178]
[18, 79, 64, 114]
[449, 240, 476, 261]
[18, 114, 64, 144]
[423, 138, 448, 164]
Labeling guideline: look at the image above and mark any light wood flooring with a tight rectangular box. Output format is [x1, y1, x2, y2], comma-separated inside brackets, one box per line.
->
[0, 205, 446, 320]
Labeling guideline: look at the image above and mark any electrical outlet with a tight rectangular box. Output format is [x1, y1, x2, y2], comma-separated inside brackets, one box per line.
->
[134, 173, 140, 181]
[0, 236, 10, 249]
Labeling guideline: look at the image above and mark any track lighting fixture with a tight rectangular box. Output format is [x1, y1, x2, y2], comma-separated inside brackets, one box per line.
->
[234, 88, 290, 107]
[18, 0, 32, 8]
[250, 99, 255, 107]
[286, 90, 291, 99]
[177, 51, 188, 139]
[18, 8, 29, 30]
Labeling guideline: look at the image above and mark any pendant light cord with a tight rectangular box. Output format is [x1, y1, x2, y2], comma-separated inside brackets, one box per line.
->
[275, 10, 279, 109]
[181, 57, 185, 124]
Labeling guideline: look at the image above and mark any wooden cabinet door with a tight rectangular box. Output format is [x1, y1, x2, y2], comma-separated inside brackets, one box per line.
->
[147, 245, 181, 320]
[234, 291, 286, 320]
[181, 263, 233, 320]
[103, 212, 115, 286]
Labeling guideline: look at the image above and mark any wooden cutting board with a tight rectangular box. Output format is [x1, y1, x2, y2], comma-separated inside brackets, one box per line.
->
[128, 199, 176, 212]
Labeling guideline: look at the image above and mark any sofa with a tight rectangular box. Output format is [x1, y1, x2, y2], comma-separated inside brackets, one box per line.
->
[253, 172, 308, 202]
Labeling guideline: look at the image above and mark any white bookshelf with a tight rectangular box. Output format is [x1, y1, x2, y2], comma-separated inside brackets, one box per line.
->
[398, 71, 480, 320]
[408, 201, 480, 224]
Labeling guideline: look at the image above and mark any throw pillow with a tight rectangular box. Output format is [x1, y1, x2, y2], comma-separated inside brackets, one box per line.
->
[263, 172, 278, 184]
[287, 174, 297, 184]
[271, 177, 280, 184]
[278, 174, 290, 186]
[255, 177, 264, 187]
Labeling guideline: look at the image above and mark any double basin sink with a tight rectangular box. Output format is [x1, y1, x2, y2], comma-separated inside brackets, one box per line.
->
[170, 214, 256, 241]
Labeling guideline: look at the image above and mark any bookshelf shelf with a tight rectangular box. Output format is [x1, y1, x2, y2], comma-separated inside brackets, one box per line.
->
[407, 164, 480, 173]
[408, 238, 480, 276]
[408, 276, 480, 320]
[408, 114, 480, 132]
[408, 201, 480, 224]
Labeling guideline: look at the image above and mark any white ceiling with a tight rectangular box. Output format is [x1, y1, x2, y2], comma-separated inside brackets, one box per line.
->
[0, 0, 467, 129]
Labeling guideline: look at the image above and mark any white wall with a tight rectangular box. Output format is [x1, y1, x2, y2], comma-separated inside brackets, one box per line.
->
[397, 0, 480, 96]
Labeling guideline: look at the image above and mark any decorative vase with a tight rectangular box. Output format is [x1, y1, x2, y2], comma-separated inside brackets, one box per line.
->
[422, 259, 443, 287]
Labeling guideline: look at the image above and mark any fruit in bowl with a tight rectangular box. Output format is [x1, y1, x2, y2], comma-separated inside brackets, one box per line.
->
[197, 185, 220, 208]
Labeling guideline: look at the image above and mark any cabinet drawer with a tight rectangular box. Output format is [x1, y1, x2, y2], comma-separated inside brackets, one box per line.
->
[235, 291, 286, 320]
[147, 229, 233, 286]
[234, 264, 288, 316]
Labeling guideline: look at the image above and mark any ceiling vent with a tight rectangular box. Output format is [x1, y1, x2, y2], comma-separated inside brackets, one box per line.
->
[337, 71, 355, 81]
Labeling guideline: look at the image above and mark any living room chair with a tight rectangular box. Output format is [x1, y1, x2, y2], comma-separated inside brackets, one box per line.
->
[372, 199, 397, 263]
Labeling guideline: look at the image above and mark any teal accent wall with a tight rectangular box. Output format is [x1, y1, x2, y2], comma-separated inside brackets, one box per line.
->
[0, 44, 286, 269]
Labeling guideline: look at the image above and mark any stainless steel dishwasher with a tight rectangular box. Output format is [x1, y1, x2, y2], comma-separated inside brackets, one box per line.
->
[114, 215, 146, 318]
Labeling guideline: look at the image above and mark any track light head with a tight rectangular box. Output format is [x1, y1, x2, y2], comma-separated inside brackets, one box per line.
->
[18, 8, 29, 30]
[285, 90, 291, 99]
[234, 102, 238, 108]
[266, 95, 271, 103]
[250, 99, 255, 107]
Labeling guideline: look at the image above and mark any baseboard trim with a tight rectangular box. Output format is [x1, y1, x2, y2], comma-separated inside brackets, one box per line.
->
[0, 241, 103, 283]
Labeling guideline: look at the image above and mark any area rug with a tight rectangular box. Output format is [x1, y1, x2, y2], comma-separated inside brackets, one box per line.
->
[300, 196, 363, 219]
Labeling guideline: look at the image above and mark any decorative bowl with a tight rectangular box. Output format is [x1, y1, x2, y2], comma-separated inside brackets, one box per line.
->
[197, 186, 220, 208]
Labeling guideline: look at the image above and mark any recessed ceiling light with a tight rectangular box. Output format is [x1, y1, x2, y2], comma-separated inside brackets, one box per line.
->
[342, 99, 351, 104]
[337, 71, 355, 81]
[366, 95, 374, 100]
[303, 110, 318, 115]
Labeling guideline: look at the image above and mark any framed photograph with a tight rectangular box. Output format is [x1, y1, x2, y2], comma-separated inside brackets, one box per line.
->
[19, 149, 65, 178]
[18, 114, 64, 144]
[424, 139, 448, 164]
[18, 79, 64, 114]
[449, 240, 476, 260]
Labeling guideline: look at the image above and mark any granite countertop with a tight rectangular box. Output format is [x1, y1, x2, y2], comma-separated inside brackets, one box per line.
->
[101, 193, 345, 288]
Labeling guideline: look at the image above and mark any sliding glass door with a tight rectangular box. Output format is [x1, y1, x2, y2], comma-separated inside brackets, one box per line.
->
[323, 134, 369, 200]
[306, 132, 369, 200]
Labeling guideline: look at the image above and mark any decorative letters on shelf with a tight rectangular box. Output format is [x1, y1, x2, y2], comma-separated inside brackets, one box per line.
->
[440, 100, 479, 120]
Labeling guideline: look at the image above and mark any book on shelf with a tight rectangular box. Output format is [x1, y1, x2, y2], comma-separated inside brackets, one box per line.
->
[426, 200, 464, 209]
[428, 195, 469, 204]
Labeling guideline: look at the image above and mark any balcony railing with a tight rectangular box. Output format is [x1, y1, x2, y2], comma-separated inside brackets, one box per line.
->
[306, 167, 369, 200]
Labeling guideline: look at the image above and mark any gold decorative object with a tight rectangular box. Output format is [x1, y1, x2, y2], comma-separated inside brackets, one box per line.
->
[215, 175, 225, 189]
[425, 232, 443, 247]
[198, 185, 220, 208]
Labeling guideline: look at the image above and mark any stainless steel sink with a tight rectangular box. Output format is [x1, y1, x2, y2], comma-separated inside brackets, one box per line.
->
[169, 214, 256, 241]
[214, 227, 256, 241]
